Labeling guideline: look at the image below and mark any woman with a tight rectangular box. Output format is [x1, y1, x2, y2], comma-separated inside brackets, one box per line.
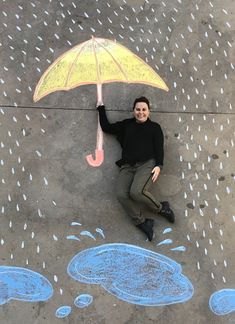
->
[97, 96, 174, 241]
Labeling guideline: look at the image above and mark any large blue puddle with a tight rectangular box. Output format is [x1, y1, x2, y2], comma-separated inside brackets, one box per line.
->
[67, 243, 194, 306]
[0, 266, 53, 305]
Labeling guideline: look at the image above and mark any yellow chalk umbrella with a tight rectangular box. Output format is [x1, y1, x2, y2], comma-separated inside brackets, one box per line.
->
[34, 37, 169, 166]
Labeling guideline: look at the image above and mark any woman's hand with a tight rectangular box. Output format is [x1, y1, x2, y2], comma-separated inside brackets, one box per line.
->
[96, 101, 104, 107]
[151, 166, 161, 182]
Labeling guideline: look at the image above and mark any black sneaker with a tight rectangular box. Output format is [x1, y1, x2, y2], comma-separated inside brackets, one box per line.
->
[137, 218, 154, 241]
[159, 201, 175, 223]
[145, 218, 154, 227]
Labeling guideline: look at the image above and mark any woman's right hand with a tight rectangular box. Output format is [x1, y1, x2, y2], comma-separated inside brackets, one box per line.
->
[96, 101, 104, 107]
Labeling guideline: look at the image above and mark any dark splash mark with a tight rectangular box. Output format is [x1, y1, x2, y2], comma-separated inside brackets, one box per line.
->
[211, 154, 219, 159]
[187, 203, 194, 209]
[67, 243, 194, 306]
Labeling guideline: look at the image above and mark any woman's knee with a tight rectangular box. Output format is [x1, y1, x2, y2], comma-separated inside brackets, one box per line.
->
[117, 190, 129, 203]
[130, 188, 143, 202]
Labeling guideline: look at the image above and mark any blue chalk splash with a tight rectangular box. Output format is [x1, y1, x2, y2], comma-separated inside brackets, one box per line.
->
[209, 289, 235, 316]
[157, 239, 173, 246]
[0, 266, 53, 305]
[67, 243, 194, 306]
[71, 222, 82, 226]
[74, 294, 93, 308]
[55, 306, 71, 318]
[95, 228, 105, 239]
[67, 235, 80, 241]
[171, 246, 187, 252]
[80, 231, 96, 240]
[163, 228, 172, 234]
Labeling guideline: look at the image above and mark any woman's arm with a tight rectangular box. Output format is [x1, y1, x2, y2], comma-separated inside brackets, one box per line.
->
[151, 124, 164, 182]
[153, 124, 164, 167]
[97, 105, 123, 135]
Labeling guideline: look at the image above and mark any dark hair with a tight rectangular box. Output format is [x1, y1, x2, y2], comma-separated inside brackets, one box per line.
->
[133, 96, 150, 110]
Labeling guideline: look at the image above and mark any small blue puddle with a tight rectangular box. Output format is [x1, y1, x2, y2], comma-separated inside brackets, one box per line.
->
[209, 289, 235, 315]
[55, 306, 71, 318]
[74, 294, 93, 308]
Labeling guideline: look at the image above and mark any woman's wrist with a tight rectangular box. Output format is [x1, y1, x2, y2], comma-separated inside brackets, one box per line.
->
[155, 165, 162, 170]
[96, 101, 104, 107]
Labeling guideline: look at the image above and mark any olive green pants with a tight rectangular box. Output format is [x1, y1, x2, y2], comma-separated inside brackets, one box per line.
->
[116, 159, 162, 225]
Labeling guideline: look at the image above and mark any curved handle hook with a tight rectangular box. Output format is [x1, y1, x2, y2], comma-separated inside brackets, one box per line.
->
[86, 83, 104, 167]
[86, 149, 104, 167]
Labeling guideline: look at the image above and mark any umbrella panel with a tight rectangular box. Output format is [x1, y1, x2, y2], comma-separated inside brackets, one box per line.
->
[34, 37, 168, 102]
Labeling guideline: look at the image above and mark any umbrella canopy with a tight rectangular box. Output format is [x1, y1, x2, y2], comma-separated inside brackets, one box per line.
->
[33, 37, 168, 102]
[34, 37, 169, 167]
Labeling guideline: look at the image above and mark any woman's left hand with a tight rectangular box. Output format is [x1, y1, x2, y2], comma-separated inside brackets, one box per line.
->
[151, 166, 161, 182]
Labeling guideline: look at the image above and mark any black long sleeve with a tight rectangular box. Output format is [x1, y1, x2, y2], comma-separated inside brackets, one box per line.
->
[97, 105, 124, 135]
[97, 105, 164, 167]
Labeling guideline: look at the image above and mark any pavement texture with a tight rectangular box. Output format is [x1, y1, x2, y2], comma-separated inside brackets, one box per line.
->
[0, 0, 235, 323]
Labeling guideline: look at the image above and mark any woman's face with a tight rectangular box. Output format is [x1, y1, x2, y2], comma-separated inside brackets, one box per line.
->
[133, 101, 150, 123]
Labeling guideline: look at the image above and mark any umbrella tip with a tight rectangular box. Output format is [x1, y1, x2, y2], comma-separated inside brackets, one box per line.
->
[33, 95, 37, 103]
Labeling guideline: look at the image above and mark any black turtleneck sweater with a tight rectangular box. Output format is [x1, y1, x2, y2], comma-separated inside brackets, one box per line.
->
[97, 105, 164, 167]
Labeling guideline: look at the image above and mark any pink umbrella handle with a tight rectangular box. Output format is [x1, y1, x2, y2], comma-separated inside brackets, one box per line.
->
[86, 84, 105, 167]
[86, 115, 104, 166]
[97, 83, 103, 106]
[86, 149, 104, 167]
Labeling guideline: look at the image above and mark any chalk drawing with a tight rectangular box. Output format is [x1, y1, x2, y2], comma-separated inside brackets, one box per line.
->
[67, 243, 194, 306]
[171, 246, 187, 252]
[162, 228, 172, 234]
[33, 37, 168, 167]
[80, 230, 96, 240]
[95, 228, 105, 239]
[1, 0, 235, 321]
[157, 239, 173, 246]
[66, 235, 80, 241]
[209, 289, 235, 316]
[74, 294, 93, 308]
[55, 306, 72, 318]
[71, 222, 82, 226]
[0, 266, 53, 305]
